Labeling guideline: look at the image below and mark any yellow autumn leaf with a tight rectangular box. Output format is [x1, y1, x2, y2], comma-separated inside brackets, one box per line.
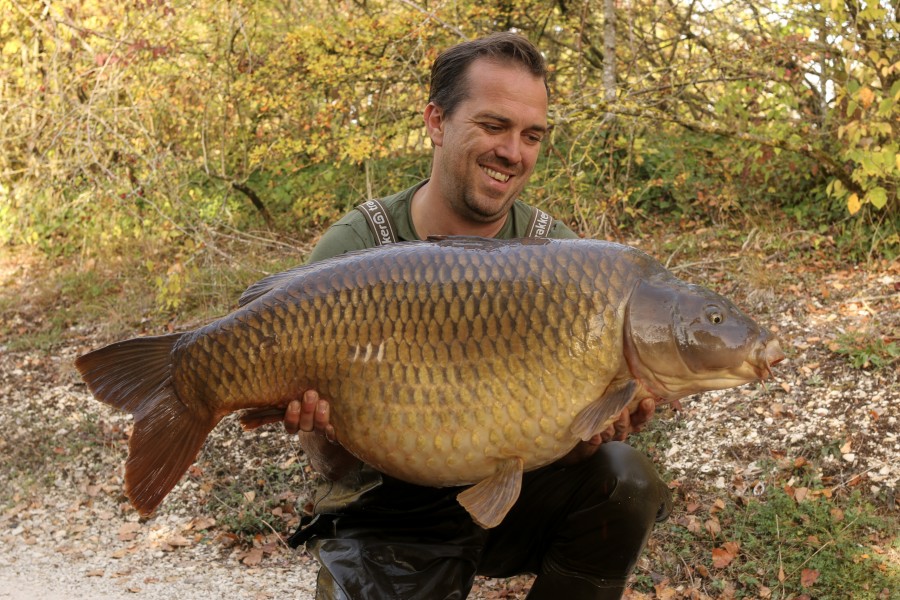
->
[858, 87, 875, 109]
[2, 39, 20, 55]
[847, 193, 861, 214]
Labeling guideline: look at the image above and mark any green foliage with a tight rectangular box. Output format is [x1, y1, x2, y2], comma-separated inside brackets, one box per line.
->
[724, 489, 896, 598]
[832, 331, 900, 370]
[1, 0, 897, 312]
[648, 487, 899, 599]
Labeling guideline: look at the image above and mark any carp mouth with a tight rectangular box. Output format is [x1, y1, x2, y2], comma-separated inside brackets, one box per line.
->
[627, 336, 783, 401]
[752, 338, 786, 385]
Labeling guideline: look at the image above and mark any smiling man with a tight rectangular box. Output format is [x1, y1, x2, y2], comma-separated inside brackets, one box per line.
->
[276, 33, 673, 600]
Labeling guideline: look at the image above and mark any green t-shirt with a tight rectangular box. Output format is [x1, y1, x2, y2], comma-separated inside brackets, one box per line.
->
[308, 180, 578, 264]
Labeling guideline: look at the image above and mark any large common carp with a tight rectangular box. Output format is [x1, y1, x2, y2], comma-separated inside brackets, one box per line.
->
[76, 237, 783, 528]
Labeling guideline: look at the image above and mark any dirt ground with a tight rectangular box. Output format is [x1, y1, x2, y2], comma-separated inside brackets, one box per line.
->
[0, 244, 897, 599]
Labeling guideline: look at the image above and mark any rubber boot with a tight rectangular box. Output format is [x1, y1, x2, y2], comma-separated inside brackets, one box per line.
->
[526, 570, 625, 600]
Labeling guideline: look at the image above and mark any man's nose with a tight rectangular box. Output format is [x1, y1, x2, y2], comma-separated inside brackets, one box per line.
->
[494, 132, 522, 164]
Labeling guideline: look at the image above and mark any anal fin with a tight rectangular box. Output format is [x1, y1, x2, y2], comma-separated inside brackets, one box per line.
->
[456, 457, 524, 529]
[570, 381, 637, 441]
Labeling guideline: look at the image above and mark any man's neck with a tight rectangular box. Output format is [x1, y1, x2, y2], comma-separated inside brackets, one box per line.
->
[410, 181, 508, 239]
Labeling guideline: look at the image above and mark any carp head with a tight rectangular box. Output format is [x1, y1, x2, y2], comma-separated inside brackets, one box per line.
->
[623, 276, 784, 401]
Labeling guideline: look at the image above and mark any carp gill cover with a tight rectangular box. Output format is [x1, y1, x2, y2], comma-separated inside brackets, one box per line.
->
[76, 237, 784, 528]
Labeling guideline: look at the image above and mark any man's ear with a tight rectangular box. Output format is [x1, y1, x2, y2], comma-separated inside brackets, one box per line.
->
[424, 102, 445, 146]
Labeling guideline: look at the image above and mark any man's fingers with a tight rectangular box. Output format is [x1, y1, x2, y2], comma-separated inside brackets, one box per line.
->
[283, 399, 303, 434]
[297, 390, 319, 432]
[632, 397, 656, 428]
[314, 398, 330, 431]
[612, 408, 630, 440]
[599, 424, 615, 443]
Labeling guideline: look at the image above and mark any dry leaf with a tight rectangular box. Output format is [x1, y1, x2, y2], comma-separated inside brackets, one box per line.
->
[686, 515, 703, 535]
[162, 535, 192, 549]
[117, 522, 141, 542]
[705, 517, 721, 536]
[654, 582, 677, 600]
[242, 547, 264, 567]
[712, 545, 736, 568]
[800, 568, 820, 587]
[187, 516, 216, 531]
[858, 86, 875, 108]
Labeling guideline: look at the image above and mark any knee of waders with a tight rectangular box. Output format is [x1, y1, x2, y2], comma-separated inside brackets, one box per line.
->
[585, 442, 673, 524]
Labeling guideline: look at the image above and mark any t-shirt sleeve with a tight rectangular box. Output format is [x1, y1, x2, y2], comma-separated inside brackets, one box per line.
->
[306, 221, 374, 263]
[549, 220, 580, 239]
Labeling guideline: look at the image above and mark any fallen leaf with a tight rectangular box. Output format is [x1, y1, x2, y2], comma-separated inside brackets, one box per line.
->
[242, 547, 264, 566]
[801, 568, 820, 587]
[186, 516, 216, 531]
[712, 545, 736, 568]
[685, 515, 703, 535]
[654, 581, 677, 600]
[117, 522, 141, 542]
[162, 535, 193, 549]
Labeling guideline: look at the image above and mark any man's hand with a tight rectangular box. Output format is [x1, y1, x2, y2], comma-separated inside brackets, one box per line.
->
[557, 398, 657, 466]
[284, 390, 360, 481]
[599, 397, 656, 443]
[283, 389, 336, 442]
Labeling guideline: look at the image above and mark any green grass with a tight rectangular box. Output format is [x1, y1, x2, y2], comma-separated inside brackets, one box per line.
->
[832, 331, 900, 371]
[639, 486, 898, 599]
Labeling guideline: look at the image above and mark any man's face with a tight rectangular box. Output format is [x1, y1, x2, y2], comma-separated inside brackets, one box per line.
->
[427, 59, 549, 224]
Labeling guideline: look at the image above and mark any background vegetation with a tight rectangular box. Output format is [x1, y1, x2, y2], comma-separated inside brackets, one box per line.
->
[1, 0, 897, 284]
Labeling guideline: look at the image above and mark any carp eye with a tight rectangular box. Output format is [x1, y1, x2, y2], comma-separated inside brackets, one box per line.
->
[706, 308, 724, 325]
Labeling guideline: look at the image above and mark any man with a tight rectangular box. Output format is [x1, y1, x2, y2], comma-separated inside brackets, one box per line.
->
[282, 33, 671, 599]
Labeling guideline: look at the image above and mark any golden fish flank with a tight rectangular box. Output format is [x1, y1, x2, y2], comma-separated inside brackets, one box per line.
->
[75, 237, 784, 529]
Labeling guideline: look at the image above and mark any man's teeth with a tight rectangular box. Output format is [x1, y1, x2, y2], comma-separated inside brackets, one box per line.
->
[482, 166, 510, 183]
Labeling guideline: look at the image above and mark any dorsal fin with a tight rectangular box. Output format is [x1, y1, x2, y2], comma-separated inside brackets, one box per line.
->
[238, 265, 312, 307]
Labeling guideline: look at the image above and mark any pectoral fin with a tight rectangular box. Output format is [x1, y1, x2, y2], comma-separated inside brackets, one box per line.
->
[570, 381, 637, 441]
[456, 457, 524, 529]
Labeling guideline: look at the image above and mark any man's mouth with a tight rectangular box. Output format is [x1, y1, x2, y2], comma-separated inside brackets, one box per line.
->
[481, 166, 511, 183]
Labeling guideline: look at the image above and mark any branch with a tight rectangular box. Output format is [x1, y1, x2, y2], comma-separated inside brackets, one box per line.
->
[231, 182, 275, 229]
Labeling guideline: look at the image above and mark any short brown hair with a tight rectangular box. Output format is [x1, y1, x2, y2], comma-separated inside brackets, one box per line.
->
[428, 32, 549, 117]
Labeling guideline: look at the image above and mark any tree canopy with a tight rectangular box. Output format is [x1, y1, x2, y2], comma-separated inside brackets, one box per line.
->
[1, 0, 897, 264]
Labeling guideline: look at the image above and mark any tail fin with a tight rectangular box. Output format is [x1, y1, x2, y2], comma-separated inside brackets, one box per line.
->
[75, 334, 218, 516]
